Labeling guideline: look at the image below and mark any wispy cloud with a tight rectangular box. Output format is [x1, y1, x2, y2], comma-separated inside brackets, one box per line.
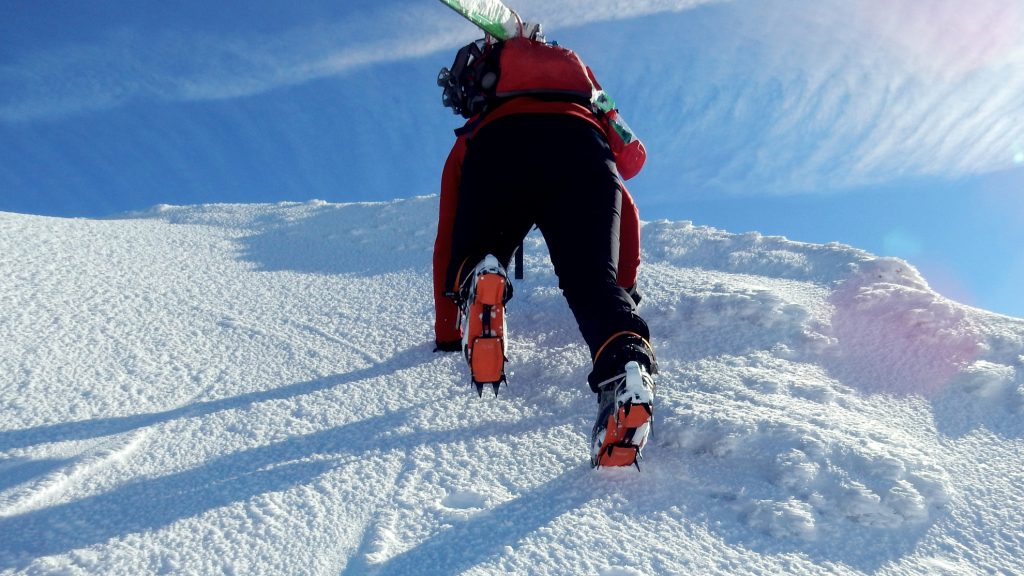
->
[514, 0, 726, 28]
[0, 0, 718, 122]
[3, 0, 1020, 195]
[0, 5, 455, 121]
[815, 0, 1024, 183]
[624, 0, 1024, 194]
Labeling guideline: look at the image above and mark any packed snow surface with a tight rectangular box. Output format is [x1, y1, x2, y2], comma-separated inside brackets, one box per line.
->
[1, 196, 1022, 575]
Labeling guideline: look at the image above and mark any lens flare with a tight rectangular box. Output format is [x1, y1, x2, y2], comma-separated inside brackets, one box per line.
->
[853, 0, 1023, 80]
[883, 229, 923, 258]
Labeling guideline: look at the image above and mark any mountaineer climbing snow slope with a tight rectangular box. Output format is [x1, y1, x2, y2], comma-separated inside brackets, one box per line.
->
[432, 0, 657, 469]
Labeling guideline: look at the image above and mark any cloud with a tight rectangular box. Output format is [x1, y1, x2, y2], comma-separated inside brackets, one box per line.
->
[0, 5, 460, 121]
[832, 0, 1024, 180]
[618, 0, 1024, 195]
[3, 0, 1020, 197]
[0, 0, 719, 123]
[514, 0, 726, 28]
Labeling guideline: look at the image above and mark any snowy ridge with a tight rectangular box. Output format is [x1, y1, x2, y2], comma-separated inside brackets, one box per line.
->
[1, 197, 1022, 575]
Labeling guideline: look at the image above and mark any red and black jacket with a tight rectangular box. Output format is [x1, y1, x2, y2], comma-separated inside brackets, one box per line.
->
[432, 38, 644, 346]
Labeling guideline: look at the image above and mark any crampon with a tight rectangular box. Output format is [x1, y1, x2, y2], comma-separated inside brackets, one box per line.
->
[591, 361, 654, 470]
[460, 255, 510, 397]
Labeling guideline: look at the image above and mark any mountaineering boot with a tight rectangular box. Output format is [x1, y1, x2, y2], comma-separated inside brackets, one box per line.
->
[460, 255, 511, 396]
[591, 360, 655, 469]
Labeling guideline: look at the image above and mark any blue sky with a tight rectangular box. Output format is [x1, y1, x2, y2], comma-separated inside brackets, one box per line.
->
[2, 0, 1023, 317]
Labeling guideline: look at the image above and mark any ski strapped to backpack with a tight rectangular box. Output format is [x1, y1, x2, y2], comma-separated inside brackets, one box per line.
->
[457, 255, 512, 396]
[437, 0, 527, 42]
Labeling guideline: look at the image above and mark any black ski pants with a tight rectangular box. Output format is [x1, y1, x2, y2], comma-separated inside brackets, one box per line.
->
[447, 113, 650, 366]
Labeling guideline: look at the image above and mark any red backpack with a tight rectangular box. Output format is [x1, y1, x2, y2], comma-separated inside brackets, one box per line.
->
[438, 37, 646, 179]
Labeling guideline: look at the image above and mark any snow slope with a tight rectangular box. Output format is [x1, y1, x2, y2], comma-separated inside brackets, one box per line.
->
[1, 196, 1022, 575]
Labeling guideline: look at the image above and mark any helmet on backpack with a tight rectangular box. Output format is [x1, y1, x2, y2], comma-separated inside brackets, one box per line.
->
[437, 39, 500, 119]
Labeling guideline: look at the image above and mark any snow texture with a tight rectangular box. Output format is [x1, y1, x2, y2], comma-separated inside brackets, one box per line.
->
[1, 196, 1022, 575]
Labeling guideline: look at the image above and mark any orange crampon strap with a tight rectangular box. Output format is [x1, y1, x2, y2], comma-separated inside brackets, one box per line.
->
[592, 331, 655, 368]
[593, 401, 653, 469]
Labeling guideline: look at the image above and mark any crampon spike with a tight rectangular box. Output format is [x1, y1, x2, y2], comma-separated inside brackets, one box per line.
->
[472, 376, 505, 398]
